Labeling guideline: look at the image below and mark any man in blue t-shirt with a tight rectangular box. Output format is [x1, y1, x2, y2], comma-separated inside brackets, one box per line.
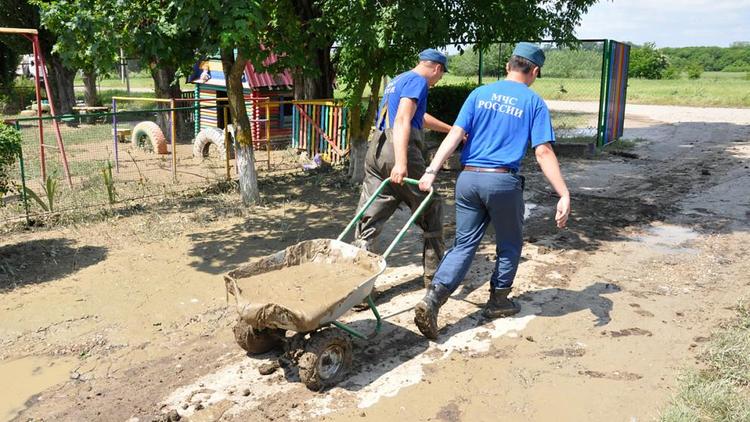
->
[354, 49, 453, 290]
[413, 43, 572, 339]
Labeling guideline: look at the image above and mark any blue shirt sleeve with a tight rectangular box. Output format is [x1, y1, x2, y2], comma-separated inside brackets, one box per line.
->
[530, 98, 555, 147]
[399, 75, 427, 101]
[453, 89, 478, 133]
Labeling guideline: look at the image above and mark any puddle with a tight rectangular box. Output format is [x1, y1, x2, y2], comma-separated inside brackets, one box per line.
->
[0, 356, 76, 421]
[635, 224, 699, 254]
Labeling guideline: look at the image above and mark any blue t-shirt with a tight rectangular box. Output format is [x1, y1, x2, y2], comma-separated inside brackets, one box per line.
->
[375, 71, 429, 130]
[454, 80, 555, 172]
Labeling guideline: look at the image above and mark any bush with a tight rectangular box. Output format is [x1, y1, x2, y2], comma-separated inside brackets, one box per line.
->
[427, 83, 479, 124]
[686, 62, 703, 80]
[662, 66, 680, 80]
[0, 123, 22, 197]
[0, 79, 36, 115]
[629, 42, 670, 79]
[722, 60, 750, 72]
[448, 45, 509, 78]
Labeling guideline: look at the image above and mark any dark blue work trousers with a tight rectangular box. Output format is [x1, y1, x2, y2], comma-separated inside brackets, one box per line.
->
[433, 170, 525, 292]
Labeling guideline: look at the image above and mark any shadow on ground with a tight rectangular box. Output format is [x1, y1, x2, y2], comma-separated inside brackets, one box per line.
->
[0, 238, 107, 292]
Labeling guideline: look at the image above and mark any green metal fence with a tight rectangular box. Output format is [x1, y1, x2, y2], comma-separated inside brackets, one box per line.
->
[0, 103, 301, 223]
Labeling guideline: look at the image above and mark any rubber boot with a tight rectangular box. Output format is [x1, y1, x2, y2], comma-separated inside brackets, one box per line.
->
[482, 287, 520, 319]
[414, 284, 451, 340]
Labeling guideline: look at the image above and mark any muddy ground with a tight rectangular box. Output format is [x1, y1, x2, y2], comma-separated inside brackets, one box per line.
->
[1, 103, 749, 422]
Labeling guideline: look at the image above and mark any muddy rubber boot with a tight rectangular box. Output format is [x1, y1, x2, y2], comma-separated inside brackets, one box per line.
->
[482, 287, 520, 319]
[414, 284, 451, 340]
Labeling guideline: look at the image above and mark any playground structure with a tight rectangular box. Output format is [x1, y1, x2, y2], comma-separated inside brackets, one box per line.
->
[599, 40, 630, 146]
[1, 27, 72, 187]
[188, 56, 294, 147]
[2, 39, 629, 224]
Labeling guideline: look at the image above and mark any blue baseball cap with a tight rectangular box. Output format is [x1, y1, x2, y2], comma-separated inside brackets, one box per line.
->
[418, 48, 449, 72]
[512, 42, 545, 77]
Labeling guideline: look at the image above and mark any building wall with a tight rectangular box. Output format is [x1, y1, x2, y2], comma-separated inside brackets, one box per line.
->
[195, 85, 293, 146]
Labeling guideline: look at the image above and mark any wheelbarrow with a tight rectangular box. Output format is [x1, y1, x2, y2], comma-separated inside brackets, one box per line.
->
[224, 177, 433, 390]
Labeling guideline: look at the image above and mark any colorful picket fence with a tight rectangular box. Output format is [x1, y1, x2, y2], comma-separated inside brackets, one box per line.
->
[598, 40, 631, 146]
[291, 100, 349, 164]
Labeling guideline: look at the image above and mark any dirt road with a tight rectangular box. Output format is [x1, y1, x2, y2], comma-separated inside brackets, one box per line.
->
[1, 103, 748, 421]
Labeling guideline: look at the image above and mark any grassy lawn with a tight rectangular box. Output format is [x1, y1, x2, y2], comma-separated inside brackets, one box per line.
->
[661, 303, 750, 421]
[73, 71, 154, 90]
[439, 72, 750, 108]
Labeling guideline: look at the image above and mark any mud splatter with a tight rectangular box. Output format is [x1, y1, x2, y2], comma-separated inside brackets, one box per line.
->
[436, 402, 462, 422]
[578, 370, 643, 381]
[542, 346, 586, 358]
[601, 328, 653, 337]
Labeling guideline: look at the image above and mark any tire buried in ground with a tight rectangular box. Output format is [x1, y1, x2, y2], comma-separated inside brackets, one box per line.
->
[130, 121, 168, 154]
[298, 328, 353, 391]
[232, 317, 283, 354]
[193, 127, 233, 160]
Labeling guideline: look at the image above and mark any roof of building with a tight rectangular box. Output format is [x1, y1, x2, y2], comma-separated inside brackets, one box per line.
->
[189, 54, 293, 90]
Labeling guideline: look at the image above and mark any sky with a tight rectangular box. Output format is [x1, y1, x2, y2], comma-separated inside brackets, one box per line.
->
[574, 0, 750, 47]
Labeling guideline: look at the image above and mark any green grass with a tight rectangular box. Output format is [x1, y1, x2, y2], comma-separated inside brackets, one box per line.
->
[439, 73, 750, 108]
[661, 302, 750, 422]
[74, 72, 154, 90]
[701, 71, 747, 80]
[626, 78, 750, 108]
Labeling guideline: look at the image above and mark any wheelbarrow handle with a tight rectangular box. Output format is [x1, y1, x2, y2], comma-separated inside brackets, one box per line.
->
[337, 177, 434, 259]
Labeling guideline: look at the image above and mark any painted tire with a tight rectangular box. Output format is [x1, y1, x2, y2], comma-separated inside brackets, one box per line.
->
[193, 127, 233, 159]
[298, 328, 353, 391]
[130, 121, 167, 154]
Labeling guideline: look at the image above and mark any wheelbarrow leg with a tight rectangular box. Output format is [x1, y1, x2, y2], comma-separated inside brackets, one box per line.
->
[332, 295, 382, 340]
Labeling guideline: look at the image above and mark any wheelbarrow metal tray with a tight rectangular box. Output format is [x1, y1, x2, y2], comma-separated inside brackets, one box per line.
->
[225, 239, 385, 333]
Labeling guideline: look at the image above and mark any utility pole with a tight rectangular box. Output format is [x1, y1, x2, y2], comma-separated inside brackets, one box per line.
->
[120, 48, 130, 94]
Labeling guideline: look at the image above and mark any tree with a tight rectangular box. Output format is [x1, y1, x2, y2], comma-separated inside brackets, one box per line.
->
[0, 43, 22, 114]
[33, 0, 121, 106]
[326, 0, 600, 183]
[108, 1, 199, 141]
[629, 42, 669, 79]
[0, 123, 22, 198]
[286, 0, 336, 99]
[0, 43, 20, 88]
[0, 0, 77, 114]
[175, 0, 266, 205]
[685, 62, 703, 80]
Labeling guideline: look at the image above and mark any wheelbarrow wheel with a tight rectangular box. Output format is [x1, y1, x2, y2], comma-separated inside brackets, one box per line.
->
[233, 317, 283, 354]
[298, 328, 353, 391]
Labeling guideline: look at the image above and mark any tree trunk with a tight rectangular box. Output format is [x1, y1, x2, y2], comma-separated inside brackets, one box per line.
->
[150, 64, 193, 143]
[82, 69, 99, 106]
[292, 47, 334, 100]
[348, 74, 382, 184]
[43, 52, 76, 116]
[291, 0, 335, 100]
[222, 48, 260, 206]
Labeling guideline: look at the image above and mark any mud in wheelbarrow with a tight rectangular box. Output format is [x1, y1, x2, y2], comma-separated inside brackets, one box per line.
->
[224, 178, 433, 390]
